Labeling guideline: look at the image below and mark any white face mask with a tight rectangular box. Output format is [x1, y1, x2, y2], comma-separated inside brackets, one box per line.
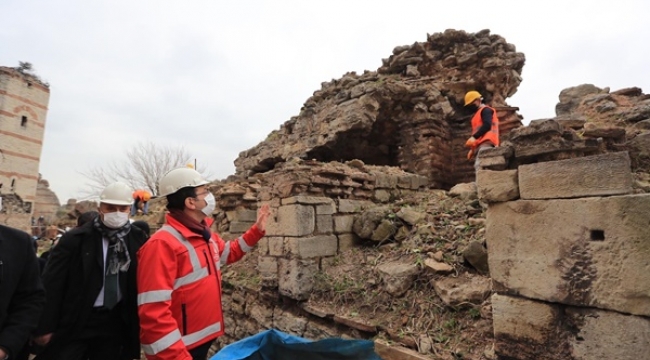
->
[201, 193, 216, 216]
[102, 211, 129, 229]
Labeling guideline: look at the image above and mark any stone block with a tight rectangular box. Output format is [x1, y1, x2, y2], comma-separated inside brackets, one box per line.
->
[265, 204, 315, 236]
[257, 237, 269, 255]
[338, 199, 372, 213]
[556, 118, 587, 130]
[315, 202, 336, 215]
[476, 155, 507, 170]
[492, 294, 650, 360]
[235, 209, 258, 222]
[257, 256, 278, 284]
[518, 152, 633, 199]
[374, 189, 391, 202]
[333, 215, 355, 234]
[267, 237, 284, 256]
[374, 174, 398, 188]
[487, 194, 650, 316]
[285, 235, 338, 258]
[229, 221, 254, 234]
[338, 233, 360, 252]
[278, 258, 318, 301]
[316, 214, 333, 234]
[282, 195, 334, 205]
[476, 169, 519, 203]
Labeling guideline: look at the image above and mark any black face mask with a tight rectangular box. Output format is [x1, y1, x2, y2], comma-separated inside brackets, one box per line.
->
[467, 104, 478, 112]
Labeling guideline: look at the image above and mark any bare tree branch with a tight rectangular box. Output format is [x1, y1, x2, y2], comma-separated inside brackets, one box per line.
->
[81, 141, 211, 197]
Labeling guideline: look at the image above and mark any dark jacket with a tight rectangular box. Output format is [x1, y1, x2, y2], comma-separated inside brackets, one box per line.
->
[0, 225, 46, 359]
[35, 222, 147, 359]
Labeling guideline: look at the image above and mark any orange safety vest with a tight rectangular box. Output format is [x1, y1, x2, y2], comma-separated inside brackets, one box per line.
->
[137, 214, 264, 360]
[471, 105, 500, 149]
[133, 190, 152, 202]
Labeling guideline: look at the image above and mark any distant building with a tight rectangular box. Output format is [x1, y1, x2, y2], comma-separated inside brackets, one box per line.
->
[0, 65, 50, 231]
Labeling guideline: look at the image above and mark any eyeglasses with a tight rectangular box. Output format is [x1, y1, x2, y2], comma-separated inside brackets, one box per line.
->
[194, 191, 209, 199]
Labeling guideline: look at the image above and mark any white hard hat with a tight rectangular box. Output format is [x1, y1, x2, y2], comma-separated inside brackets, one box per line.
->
[99, 182, 133, 206]
[158, 168, 209, 197]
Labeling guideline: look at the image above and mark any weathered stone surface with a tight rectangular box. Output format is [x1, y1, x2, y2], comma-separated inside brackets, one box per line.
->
[273, 308, 308, 336]
[376, 262, 420, 296]
[235, 29, 525, 188]
[337, 199, 372, 213]
[258, 256, 278, 286]
[423, 259, 453, 274]
[285, 235, 337, 258]
[433, 275, 492, 306]
[267, 237, 284, 256]
[248, 303, 273, 328]
[278, 258, 318, 300]
[511, 119, 563, 140]
[229, 221, 254, 233]
[315, 214, 333, 234]
[462, 241, 489, 275]
[476, 169, 519, 203]
[233, 209, 257, 222]
[518, 152, 633, 199]
[492, 294, 650, 360]
[338, 233, 359, 252]
[374, 341, 431, 360]
[333, 215, 355, 234]
[556, 118, 587, 130]
[282, 195, 334, 205]
[487, 194, 650, 316]
[476, 155, 507, 170]
[265, 204, 315, 236]
[370, 220, 397, 242]
[315, 202, 336, 215]
[555, 84, 604, 117]
[395, 208, 425, 225]
[333, 314, 377, 333]
[352, 208, 388, 239]
[448, 182, 477, 200]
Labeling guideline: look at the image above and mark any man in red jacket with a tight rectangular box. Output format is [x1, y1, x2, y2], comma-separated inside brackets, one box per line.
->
[137, 168, 270, 360]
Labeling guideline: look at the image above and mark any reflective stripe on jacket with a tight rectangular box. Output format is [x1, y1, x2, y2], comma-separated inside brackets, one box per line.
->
[137, 214, 264, 360]
[471, 105, 500, 149]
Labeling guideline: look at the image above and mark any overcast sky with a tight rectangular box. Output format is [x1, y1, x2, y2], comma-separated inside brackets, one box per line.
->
[1, 0, 649, 202]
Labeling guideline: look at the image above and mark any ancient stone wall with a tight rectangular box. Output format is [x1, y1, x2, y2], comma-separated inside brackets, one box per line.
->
[234, 29, 524, 190]
[476, 121, 650, 359]
[33, 177, 61, 225]
[210, 160, 430, 354]
[0, 66, 50, 231]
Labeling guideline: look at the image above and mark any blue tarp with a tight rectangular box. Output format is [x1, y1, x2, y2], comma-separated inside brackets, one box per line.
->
[211, 329, 383, 360]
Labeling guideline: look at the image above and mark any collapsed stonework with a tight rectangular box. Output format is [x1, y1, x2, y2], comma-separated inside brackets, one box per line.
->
[235, 29, 525, 189]
[57, 29, 650, 359]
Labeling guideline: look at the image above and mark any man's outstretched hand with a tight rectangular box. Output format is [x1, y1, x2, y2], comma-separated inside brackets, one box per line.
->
[255, 204, 271, 232]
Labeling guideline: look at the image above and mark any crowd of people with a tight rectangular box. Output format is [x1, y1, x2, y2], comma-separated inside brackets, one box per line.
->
[0, 167, 270, 360]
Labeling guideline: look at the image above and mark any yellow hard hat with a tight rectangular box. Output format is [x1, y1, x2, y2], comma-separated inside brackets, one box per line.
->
[464, 91, 482, 106]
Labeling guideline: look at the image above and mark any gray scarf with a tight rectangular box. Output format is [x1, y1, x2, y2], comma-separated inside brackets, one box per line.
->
[92, 216, 132, 274]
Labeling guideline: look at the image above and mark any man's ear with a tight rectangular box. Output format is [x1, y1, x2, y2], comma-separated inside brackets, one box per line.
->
[184, 197, 196, 210]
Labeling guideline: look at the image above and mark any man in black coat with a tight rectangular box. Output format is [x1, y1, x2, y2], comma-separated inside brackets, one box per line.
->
[0, 224, 46, 360]
[33, 182, 147, 360]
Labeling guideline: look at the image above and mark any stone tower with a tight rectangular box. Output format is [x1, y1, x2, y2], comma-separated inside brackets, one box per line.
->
[0, 65, 50, 231]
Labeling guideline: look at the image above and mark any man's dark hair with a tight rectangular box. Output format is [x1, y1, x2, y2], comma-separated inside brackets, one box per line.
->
[165, 187, 197, 211]
[77, 210, 99, 227]
[132, 220, 151, 236]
